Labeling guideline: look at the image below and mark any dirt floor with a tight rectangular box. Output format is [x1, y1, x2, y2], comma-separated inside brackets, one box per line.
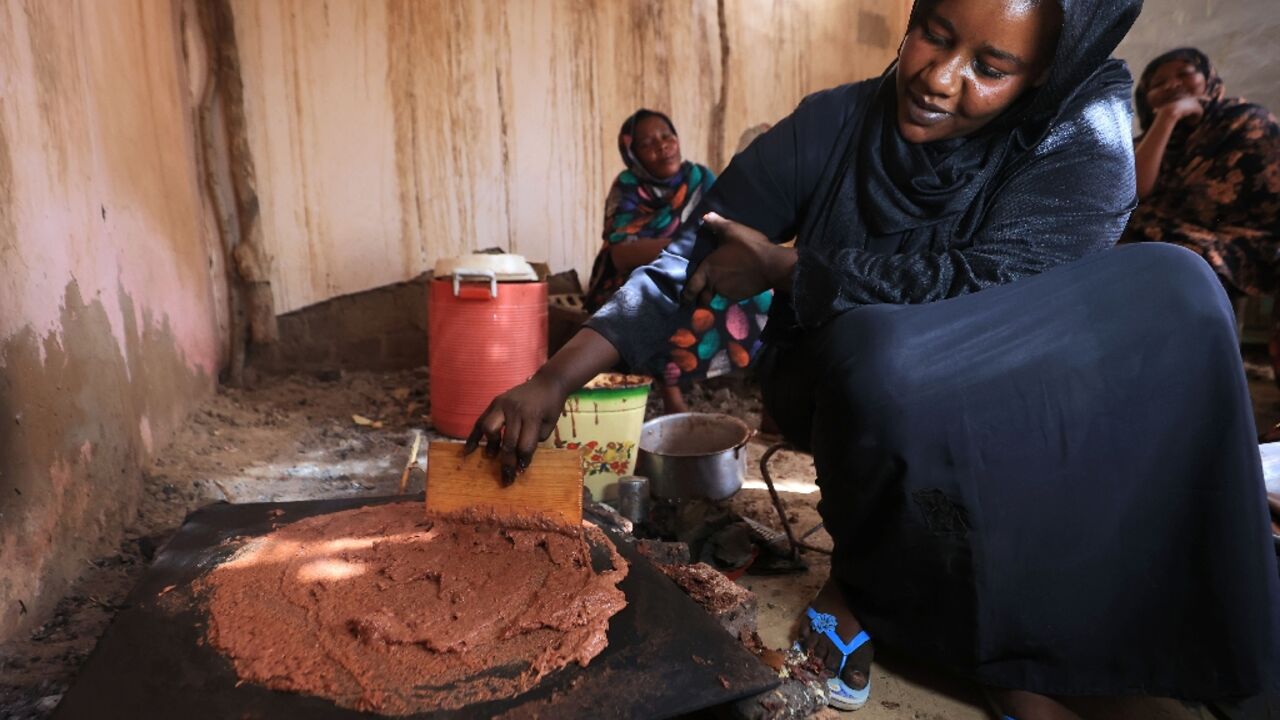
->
[2, 361, 1279, 719]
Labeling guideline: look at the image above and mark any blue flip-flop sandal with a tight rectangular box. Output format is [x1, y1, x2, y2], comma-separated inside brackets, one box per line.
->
[803, 607, 872, 711]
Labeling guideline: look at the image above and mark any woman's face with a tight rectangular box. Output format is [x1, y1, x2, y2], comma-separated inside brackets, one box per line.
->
[895, 0, 1061, 143]
[631, 115, 682, 179]
[1144, 60, 1208, 110]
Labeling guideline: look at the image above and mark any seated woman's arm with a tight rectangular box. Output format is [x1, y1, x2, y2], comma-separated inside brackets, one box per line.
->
[790, 85, 1138, 330]
[609, 237, 673, 276]
[1133, 96, 1204, 200]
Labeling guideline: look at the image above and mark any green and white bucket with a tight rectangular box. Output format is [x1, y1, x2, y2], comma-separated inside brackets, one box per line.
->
[542, 373, 652, 502]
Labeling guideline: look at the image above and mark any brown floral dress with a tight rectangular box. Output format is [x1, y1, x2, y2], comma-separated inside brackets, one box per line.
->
[1121, 53, 1280, 298]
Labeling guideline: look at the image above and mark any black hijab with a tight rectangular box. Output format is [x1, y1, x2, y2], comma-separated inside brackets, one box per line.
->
[858, 0, 1142, 235]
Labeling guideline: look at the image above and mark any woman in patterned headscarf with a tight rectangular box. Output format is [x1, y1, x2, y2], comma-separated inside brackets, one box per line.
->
[585, 109, 771, 413]
[1121, 48, 1280, 363]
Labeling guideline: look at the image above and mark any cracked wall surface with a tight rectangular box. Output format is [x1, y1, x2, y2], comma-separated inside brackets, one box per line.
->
[0, 0, 221, 641]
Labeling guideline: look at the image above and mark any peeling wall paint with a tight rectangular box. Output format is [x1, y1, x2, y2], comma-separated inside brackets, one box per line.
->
[0, 0, 221, 640]
[1116, 0, 1280, 126]
[232, 0, 910, 313]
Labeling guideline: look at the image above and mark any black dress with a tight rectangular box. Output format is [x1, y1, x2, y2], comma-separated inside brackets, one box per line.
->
[585, 0, 1280, 699]
[757, 243, 1279, 698]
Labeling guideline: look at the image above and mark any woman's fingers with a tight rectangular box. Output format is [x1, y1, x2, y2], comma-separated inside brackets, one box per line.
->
[514, 415, 542, 475]
[465, 403, 503, 456]
[462, 398, 546, 485]
[683, 263, 710, 305]
[498, 414, 522, 485]
[484, 427, 502, 459]
[701, 211, 728, 232]
[482, 404, 507, 459]
[703, 212, 769, 247]
[464, 378, 571, 483]
[463, 419, 486, 455]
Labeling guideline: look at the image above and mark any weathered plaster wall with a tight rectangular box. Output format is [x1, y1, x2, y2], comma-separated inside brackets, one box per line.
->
[0, 0, 222, 640]
[1116, 0, 1280, 123]
[231, 0, 910, 314]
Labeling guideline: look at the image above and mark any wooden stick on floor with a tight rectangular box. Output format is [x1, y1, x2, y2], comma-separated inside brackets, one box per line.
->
[399, 431, 423, 494]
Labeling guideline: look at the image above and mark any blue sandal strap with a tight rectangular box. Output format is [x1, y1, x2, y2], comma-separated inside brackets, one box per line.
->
[805, 607, 871, 674]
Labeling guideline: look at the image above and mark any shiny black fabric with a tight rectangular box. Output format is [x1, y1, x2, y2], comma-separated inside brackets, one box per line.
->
[761, 244, 1280, 697]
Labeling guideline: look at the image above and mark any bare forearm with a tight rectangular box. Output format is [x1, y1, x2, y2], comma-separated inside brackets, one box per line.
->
[768, 245, 797, 295]
[1134, 115, 1177, 200]
[533, 327, 620, 397]
[610, 238, 670, 275]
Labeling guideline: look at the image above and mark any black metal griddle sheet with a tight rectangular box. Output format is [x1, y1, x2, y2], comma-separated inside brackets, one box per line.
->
[54, 495, 778, 719]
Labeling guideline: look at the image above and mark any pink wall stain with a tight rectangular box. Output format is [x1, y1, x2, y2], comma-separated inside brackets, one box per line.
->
[0, 1, 221, 377]
[0, 0, 223, 641]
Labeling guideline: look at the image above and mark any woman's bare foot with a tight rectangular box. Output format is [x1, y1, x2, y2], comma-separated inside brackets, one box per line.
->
[796, 577, 873, 692]
[661, 384, 688, 415]
[988, 689, 1084, 720]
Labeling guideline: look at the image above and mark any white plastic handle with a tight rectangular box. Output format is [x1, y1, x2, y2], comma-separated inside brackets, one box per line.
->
[452, 268, 498, 298]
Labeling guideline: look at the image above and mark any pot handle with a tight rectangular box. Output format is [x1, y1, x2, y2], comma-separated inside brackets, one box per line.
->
[733, 429, 758, 458]
[452, 269, 498, 299]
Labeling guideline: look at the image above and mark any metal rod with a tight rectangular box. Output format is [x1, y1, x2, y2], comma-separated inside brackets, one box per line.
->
[759, 441, 803, 560]
[799, 521, 826, 541]
[759, 441, 833, 556]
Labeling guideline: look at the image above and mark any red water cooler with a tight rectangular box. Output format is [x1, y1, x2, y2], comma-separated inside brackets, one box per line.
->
[428, 255, 547, 438]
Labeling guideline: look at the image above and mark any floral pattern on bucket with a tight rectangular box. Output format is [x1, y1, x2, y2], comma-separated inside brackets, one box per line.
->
[558, 439, 636, 478]
[540, 372, 652, 501]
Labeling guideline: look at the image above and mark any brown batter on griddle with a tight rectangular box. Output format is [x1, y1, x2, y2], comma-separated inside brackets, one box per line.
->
[197, 502, 628, 715]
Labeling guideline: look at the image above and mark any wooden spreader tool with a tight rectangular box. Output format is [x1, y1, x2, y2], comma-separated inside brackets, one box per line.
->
[425, 441, 583, 526]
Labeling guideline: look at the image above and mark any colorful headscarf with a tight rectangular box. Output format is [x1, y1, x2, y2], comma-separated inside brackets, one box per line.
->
[1134, 47, 1226, 131]
[603, 109, 715, 243]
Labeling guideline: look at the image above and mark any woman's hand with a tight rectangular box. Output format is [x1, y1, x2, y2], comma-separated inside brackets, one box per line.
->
[1135, 94, 1206, 200]
[682, 213, 796, 307]
[464, 374, 568, 485]
[1154, 95, 1205, 125]
[462, 328, 621, 485]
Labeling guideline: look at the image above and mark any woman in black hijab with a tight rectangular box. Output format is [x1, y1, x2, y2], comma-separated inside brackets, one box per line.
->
[469, 0, 1280, 715]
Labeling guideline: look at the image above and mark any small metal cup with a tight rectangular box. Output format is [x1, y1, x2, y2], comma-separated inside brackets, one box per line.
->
[616, 475, 650, 525]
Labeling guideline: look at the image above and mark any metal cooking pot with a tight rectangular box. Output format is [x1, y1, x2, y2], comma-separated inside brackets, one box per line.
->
[635, 413, 752, 501]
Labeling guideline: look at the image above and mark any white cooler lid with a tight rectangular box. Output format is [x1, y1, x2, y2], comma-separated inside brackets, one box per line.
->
[433, 253, 539, 282]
